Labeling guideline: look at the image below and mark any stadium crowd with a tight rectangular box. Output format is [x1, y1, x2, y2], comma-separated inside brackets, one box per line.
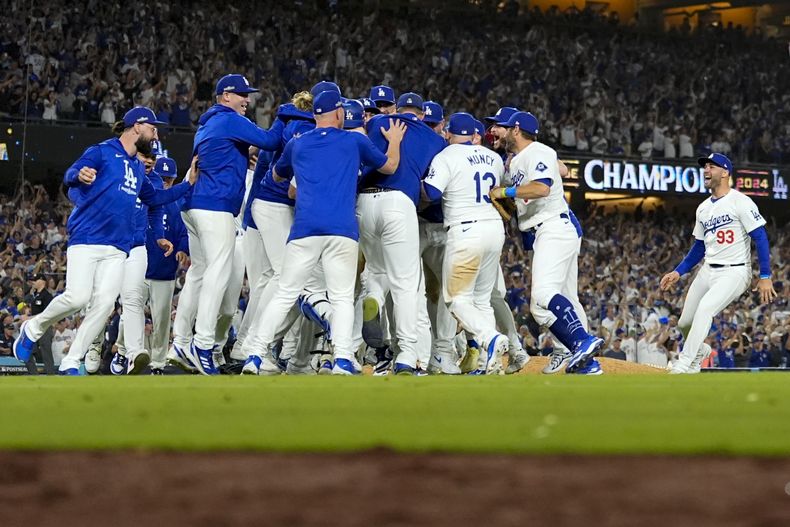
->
[2, 183, 788, 372]
[0, 0, 789, 164]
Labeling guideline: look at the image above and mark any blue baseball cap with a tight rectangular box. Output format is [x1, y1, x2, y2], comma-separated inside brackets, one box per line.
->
[397, 92, 423, 110]
[447, 112, 476, 136]
[343, 99, 364, 129]
[360, 98, 380, 114]
[422, 101, 444, 124]
[153, 157, 178, 178]
[215, 74, 259, 95]
[485, 106, 519, 124]
[473, 119, 485, 136]
[313, 90, 343, 115]
[697, 153, 733, 174]
[500, 111, 540, 134]
[370, 85, 395, 105]
[122, 106, 165, 127]
[311, 80, 341, 97]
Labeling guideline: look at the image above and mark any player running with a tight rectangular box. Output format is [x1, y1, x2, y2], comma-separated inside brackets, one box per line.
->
[490, 111, 603, 375]
[660, 153, 776, 373]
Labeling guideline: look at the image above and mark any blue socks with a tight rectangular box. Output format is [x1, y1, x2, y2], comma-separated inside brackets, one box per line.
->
[548, 294, 590, 349]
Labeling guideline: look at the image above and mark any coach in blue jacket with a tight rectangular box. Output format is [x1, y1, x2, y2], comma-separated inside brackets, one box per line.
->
[177, 73, 285, 375]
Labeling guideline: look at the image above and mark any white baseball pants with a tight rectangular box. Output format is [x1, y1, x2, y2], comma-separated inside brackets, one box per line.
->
[117, 245, 148, 358]
[442, 220, 505, 349]
[676, 263, 750, 367]
[240, 199, 295, 358]
[249, 236, 358, 361]
[24, 245, 126, 372]
[492, 265, 521, 352]
[231, 225, 268, 358]
[357, 191, 421, 367]
[144, 279, 176, 369]
[529, 215, 588, 331]
[215, 231, 246, 350]
[420, 221, 456, 357]
[174, 209, 236, 351]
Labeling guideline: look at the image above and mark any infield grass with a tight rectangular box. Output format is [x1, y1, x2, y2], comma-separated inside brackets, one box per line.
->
[1, 374, 789, 455]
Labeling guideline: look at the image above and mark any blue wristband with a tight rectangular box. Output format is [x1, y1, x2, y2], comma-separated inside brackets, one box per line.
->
[504, 186, 517, 198]
[759, 274, 771, 280]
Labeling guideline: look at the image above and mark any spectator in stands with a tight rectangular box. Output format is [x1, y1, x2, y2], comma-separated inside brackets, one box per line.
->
[0, 314, 14, 356]
[602, 337, 627, 361]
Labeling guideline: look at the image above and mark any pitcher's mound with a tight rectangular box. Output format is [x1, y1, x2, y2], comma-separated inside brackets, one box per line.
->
[521, 356, 666, 375]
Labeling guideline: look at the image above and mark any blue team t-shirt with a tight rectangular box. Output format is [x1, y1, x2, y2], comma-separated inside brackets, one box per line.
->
[275, 127, 387, 242]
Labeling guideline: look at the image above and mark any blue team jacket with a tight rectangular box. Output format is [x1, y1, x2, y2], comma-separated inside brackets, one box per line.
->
[132, 171, 164, 248]
[64, 138, 191, 254]
[252, 117, 316, 208]
[364, 113, 446, 206]
[145, 198, 189, 281]
[184, 104, 284, 215]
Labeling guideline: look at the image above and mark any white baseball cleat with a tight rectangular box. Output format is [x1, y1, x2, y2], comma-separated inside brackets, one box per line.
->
[542, 350, 572, 374]
[427, 351, 461, 375]
[84, 345, 102, 375]
[126, 350, 151, 375]
[259, 355, 284, 376]
[505, 349, 530, 375]
[286, 360, 315, 375]
[687, 343, 712, 374]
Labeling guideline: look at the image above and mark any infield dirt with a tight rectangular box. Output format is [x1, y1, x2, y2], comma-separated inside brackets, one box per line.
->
[2, 451, 788, 526]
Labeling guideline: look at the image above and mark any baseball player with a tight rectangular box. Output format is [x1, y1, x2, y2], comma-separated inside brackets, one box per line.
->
[235, 86, 326, 372]
[490, 111, 603, 374]
[415, 100, 459, 374]
[141, 157, 190, 374]
[109, 144, 185, 375]
[361, 97, 381, 124]
[14, 107, 194, 374]
[174, 74, 286, 376]
[241, 90, 406, 375]
[660, 153, 776, 373]
[423, 112, 507, 374]
[473, 115, 530, 374]
[369, 85, 397, 115]
[359, 92, 446, 375]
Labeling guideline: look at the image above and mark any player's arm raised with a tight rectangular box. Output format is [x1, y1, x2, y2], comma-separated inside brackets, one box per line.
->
[377, 118, 407, 175]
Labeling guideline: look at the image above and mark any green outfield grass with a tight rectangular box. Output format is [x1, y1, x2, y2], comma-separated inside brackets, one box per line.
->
[1, 374, 789, 455]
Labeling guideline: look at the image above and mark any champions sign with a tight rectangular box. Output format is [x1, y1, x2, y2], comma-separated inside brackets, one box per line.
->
[583, 159, 707, 194]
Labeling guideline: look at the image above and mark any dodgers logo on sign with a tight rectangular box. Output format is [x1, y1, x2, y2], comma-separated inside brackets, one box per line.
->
[536, 162, 548, 172]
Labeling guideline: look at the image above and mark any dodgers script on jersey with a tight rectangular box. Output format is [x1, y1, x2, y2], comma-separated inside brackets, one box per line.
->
[691, 189, 765, 265]
[425, 143, 504, 227]
[510, 141, 567, 230]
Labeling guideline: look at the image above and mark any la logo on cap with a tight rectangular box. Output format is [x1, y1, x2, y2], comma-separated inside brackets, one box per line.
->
[495, 109, 501, 116]
[407, 98, 412, 103]
[346, 110, 353, 120]
[378, 88, 385, 96]
[425, 107, 432, 115]
[163, 164, 169, 171]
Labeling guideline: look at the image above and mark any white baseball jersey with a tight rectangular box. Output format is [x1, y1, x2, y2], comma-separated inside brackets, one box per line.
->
[424, 143, 504, 228]
[692, 189, 765, 265]
[510, 141, 567, 231]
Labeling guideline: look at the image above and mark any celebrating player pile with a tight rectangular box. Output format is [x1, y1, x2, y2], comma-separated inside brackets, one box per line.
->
[13, 75, 776, 377]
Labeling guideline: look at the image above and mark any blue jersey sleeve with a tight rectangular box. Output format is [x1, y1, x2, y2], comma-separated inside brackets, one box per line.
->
[748, 226, 771, 278]
[230, 115, 285, 152]
[355, 134, 388, 171]
[139, 179, 192, 207]
[675, 239, 705, 276]
[175, 215, 189, 255]
[64, 145, 103, 187]
[274, 139, 295, 180]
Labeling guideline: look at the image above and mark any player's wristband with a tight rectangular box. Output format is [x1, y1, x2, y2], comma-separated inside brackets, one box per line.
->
[503, 186, 517, 199]
[759, 274, 771, 280]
